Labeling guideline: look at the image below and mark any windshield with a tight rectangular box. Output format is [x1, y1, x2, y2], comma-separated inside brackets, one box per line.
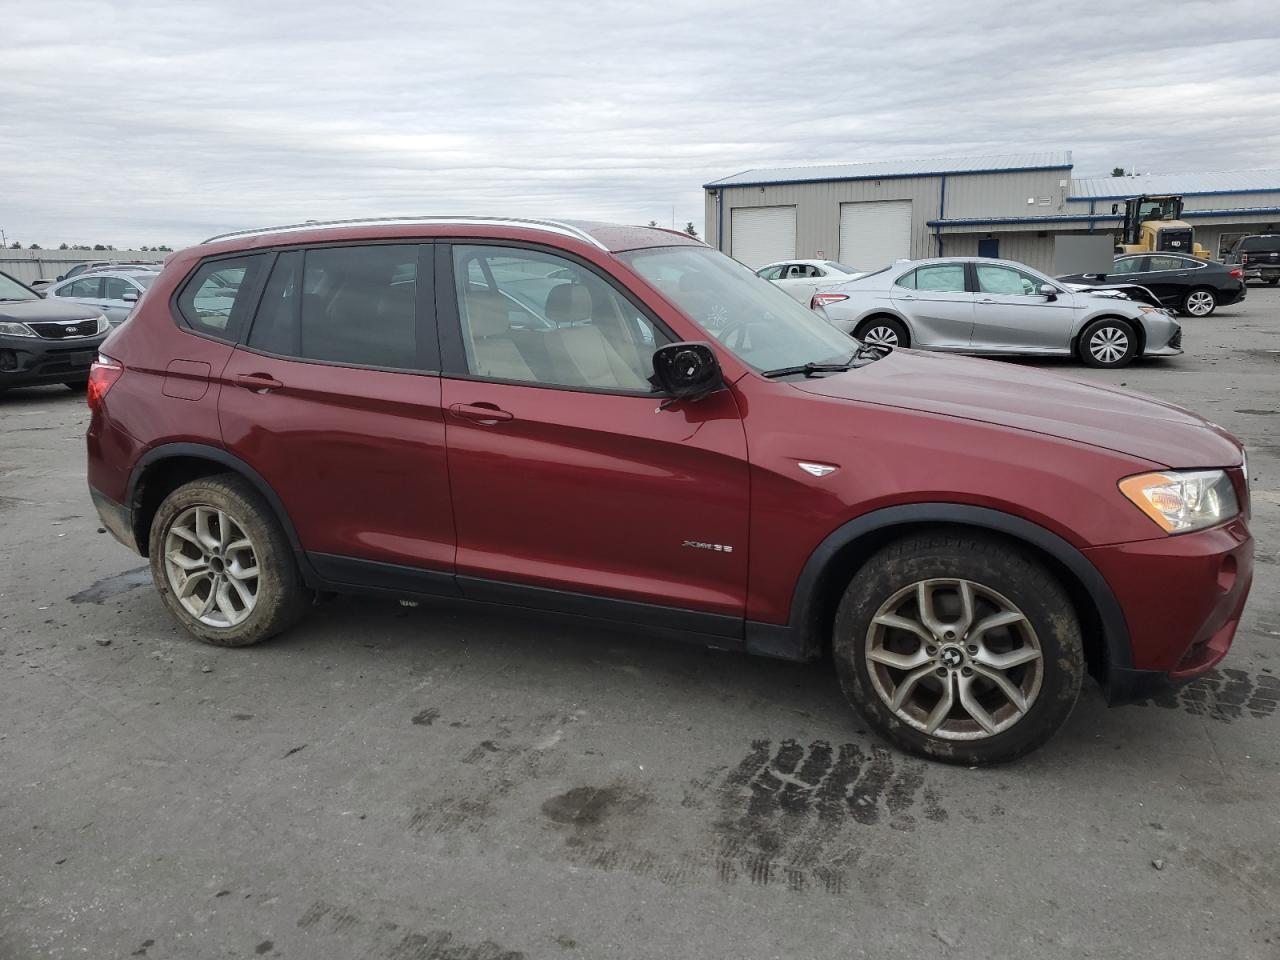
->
[0, 272, 37, 301]
[618, 246, 857, 373]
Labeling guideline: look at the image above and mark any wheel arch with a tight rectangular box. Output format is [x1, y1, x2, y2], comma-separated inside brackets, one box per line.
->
[127, 443, 306, 569]
[748, 504, 1132, 694]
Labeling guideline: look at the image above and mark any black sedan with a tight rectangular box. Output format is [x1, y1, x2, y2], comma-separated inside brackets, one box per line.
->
[1, 270, 110, 393]
[1058, 253, 1246, 317]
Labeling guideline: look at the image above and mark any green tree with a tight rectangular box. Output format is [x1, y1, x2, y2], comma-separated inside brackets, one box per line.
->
[28, 243, 41, 250]
[647, 220, 658, 227]
[683, 221, 699, 239]
[58, 242, 69, 250]
[1111, 167, 1126, 177]
[8, 240, 20, 249]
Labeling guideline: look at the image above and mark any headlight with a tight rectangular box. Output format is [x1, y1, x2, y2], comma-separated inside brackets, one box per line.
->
[96, 315, 110, 334]
[1138, 306, 1161, 314]
[1119, 469, 1240, 534]
[0, 320, 36, 338]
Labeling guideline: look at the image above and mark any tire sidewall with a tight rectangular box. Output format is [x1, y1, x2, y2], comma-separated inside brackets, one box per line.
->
[1079, 317, 1137, 368]
[833, 539, 1084, 765]
[148, 478, 298, 646]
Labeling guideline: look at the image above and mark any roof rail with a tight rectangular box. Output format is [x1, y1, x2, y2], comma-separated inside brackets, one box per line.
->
[202, 216, 609, 250]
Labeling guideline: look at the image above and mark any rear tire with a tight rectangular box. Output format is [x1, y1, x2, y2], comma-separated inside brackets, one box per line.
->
[832, 534, 1084, 765]
[1079, 317, 1137, 368]
[64, 379, 89, 391]
[1181, 288, 1216, 317]
[148, 473, 307, 646]
[1267, 278, 1279, 286]
[855, 316, 909, 351]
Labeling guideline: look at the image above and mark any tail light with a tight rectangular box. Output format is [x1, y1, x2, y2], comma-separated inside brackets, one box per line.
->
[87, 354, 124, 411]
[1229, 267, 1243, 279]
[811, 292, 850, 309]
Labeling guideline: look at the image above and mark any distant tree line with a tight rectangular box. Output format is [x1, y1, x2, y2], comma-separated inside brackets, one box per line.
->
[4, 241, 172, 252]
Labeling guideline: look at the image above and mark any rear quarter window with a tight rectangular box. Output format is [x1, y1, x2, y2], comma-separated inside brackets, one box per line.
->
[175, 255, 268, 341]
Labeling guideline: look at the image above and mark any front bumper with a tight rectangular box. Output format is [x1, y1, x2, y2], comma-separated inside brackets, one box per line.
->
[1085, 517, 1254, 703]
[0, 334, 106, 387]
[1141, 317, 1183, 357]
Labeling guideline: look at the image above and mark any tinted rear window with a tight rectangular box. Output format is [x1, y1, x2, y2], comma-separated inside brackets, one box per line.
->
[1241, 236, 1280, 253]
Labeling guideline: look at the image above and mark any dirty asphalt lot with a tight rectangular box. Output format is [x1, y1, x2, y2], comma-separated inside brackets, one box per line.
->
[1, 291, 1278, 960]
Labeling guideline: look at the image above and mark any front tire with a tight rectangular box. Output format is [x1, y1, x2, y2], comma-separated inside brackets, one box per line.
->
[832, 534, 1084, 765]
[855, 316, 909, 352]
[1181, 288, 1216, 317]
[148, 474, 307, 646]
[1079, 317, 1137, 368]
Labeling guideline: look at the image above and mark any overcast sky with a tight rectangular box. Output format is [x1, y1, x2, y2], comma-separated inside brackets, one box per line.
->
[3, 0, 1278, 250]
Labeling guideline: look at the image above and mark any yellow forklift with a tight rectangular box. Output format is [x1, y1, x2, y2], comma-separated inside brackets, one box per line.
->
[1112, 195, 1212, 258]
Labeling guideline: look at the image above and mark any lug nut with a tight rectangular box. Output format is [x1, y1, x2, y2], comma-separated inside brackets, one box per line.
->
[935, 667, 947, 678]
[967, 644, 978, 655]
[962, 667, 974, 677]
[944, 630, 956, 640]
[926, 645, 938, 655]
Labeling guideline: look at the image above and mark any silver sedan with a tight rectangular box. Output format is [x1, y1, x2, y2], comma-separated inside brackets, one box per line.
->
[44, 269, 158, 326]
[815, 257, 1182, 368]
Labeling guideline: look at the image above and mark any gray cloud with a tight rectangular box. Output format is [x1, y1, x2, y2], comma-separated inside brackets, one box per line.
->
[3, 0, 1278, 249]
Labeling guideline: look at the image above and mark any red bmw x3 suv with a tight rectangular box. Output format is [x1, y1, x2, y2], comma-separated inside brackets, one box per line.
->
[85, 217, 1253, 763]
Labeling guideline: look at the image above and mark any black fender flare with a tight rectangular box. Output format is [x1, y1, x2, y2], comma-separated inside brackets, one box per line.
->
[747, 503, 1132, 677]
[127, 442, 310, 573]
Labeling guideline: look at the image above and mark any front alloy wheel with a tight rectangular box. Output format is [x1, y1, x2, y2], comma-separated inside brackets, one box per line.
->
[865, 579, 1042, 739]
[832, 534, 1084, 764]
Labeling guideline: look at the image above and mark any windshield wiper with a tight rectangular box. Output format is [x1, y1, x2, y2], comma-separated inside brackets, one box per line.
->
[761, 345, 884, 379]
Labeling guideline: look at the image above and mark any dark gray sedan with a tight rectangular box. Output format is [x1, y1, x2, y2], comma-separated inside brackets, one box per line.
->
[0, 271, 109, 392]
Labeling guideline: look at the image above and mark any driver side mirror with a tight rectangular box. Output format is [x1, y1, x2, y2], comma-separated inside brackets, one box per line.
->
[652, 341, 725, 405]
[1039, 283, 1058, 301]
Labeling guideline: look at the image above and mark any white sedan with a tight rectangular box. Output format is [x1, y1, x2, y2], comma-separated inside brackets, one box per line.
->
[755, 259, 863, 304]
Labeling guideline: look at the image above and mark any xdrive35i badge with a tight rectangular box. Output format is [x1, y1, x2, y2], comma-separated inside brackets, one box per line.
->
[682, 540, 733, 553]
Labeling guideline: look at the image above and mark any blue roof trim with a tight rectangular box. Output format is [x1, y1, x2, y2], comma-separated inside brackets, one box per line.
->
[928, 214, 1121, 227]
[703, 164, 1074, 190]
[931, 206, 1280, 228]
[1068, 186, 1280, 201]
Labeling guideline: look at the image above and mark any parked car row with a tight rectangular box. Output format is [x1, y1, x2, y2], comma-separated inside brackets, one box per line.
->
[0, 270, 111, 392]
[29, 258, 162, 292]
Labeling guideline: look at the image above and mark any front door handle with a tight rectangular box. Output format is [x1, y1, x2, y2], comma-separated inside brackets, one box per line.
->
[233, 372, 283, 392]
[450, 402, 513, 424]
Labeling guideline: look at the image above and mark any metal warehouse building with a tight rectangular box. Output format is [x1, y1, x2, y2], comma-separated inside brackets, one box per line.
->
[703, 151, 1280, 273]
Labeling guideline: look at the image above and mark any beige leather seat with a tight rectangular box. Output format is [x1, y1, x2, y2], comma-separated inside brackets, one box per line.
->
[464, 290, 536, 381]
[544, 284, 648, 390]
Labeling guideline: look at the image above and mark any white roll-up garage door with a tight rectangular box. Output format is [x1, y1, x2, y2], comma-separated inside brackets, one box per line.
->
[730, 206, 797, 269]
[839, 200, 913, 270]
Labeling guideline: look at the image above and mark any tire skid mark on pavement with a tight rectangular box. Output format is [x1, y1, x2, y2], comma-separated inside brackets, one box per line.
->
[1137, 667, 1279, 721]
[295, 898, 526, 959]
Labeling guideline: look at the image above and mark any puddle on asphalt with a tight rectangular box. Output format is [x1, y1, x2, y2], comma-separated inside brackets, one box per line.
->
[69, 566, 151, 604]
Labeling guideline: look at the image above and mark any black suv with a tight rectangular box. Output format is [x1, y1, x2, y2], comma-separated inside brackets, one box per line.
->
[0, 271, 110, 393]
[1224, 234, 1280, 284]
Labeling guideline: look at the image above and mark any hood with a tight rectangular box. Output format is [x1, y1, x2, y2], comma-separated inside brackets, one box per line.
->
[1064, 282, 1163, 309]
[792, 349, 1242, 469]
[0, 296, 103, 323]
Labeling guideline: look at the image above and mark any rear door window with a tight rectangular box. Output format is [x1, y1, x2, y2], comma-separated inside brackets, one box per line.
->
[176, 256, 268, 340]
[246, 244, 429, 371]
[1147, 256, 1185, 272]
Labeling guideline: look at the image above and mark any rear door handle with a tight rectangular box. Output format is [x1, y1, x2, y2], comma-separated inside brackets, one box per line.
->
[450, 402, 513, 424]
[233, 372, 283, 392]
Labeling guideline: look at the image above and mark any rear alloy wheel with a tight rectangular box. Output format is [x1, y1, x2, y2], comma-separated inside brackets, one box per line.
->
[856, 317, 908, 352]
[1079, 318, 1137, 368]
[1181, 288, 1216, 317]
[832, 534, 1084, 764]
[148, 474, 307, 646]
